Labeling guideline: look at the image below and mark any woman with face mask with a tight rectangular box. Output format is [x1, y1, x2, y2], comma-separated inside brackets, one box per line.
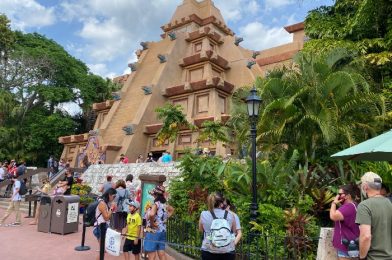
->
[330, 184, 360, 259]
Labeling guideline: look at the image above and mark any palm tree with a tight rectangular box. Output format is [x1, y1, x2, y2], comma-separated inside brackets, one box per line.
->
[197, 120, 229, 145]
[155, 103, 195, 145]
[230, 48, 385, 164]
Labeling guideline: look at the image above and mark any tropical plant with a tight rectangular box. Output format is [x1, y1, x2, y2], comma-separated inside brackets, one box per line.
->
[229, 48, 385, 165]
[168, 152, 225, 221]
[305, 0, 392, 120]
[155, 103, 195, 146]
[197, 120, 229, 144]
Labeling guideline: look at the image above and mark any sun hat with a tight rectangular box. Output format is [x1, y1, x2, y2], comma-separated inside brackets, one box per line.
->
[126, 201, 140, 209]
[361, 171, 382, 185]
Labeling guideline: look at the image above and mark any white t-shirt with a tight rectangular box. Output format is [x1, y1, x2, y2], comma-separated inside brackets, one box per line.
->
[0, 167, 4, 180]
[12, 180, 21, 201]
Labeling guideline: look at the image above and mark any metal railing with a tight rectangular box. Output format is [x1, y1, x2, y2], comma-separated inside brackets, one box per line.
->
[166, 217, 319, 260]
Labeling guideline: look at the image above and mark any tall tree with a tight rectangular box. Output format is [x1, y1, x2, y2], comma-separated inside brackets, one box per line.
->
[305, 0, 392, 113]
[0, 14, 116, 165]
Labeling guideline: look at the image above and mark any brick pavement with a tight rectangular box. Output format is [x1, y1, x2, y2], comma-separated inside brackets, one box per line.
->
[0, 207, 175, 260]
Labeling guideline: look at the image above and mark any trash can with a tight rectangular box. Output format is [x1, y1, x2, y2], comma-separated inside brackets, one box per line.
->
[38, 195, 53, 233]
[50, 195, 80, 235]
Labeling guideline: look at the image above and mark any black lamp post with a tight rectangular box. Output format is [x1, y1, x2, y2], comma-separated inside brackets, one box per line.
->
[246, 86, 262, 222]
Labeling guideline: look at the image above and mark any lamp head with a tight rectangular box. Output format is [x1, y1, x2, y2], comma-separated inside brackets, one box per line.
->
[246, 87, 262, 118]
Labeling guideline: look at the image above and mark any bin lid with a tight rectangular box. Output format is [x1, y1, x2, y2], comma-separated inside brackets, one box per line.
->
[53, 195, 80, 204]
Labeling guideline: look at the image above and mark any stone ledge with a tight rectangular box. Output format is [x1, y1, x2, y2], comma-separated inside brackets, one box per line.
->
[82, 162, 181, 195]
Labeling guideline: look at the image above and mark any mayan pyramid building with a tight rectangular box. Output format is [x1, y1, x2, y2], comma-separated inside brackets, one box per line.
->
[59, 0, 305, 166]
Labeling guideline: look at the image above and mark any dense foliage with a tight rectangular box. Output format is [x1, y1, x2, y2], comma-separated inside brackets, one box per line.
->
[305, 0, 392, 112]
[167, 11, 392, 256]
[0, 14, 116, 165]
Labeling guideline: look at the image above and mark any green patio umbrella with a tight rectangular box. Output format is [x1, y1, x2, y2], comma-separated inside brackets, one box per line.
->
[331, 129, 392, 161]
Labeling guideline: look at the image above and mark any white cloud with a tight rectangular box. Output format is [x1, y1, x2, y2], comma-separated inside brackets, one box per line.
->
[239, 21, 292, 50]
[264, 0, 295, 9]
[58, 0, 180, 75]
[213, 0, 260, 22]
[58, 101, 82, 116]
[0, 0, 56, 30]
[87, 63, 112, 78]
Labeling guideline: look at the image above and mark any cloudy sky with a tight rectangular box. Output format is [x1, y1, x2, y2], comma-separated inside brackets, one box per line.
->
[0, 0, 333, 79]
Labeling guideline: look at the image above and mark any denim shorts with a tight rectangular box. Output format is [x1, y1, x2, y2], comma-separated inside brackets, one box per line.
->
[144, 231, 166, 252]
[337, 250, 350, 258]
[93, 224, 108, 240]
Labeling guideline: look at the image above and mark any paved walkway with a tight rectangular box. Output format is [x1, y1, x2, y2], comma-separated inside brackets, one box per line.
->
[0, 207, 174, 260]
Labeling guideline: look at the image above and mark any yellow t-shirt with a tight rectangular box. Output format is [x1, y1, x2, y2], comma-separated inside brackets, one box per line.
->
[126, 212, 142, 239]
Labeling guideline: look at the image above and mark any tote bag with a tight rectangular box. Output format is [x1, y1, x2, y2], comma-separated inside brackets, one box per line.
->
[105, 228, 121, 256]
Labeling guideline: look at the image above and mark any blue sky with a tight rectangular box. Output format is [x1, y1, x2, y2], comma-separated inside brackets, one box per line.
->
[0, 0, 333, 79]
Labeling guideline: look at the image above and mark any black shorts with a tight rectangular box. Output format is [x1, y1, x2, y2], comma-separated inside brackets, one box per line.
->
[123, 239, 141, 254]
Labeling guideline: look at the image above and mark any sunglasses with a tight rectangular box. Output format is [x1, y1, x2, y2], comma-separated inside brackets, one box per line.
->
[338, 193, 345, 196]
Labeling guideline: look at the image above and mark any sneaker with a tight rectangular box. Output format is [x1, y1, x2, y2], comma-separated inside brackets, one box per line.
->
[9, 223, 21, 226]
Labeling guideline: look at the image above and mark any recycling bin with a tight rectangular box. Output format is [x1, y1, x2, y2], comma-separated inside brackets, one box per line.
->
[37, 195, 53, 233]
[50, 195, 80, 235]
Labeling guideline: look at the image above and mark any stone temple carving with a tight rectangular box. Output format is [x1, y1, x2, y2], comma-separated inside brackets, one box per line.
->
[122, 124, 135, 135]
[252, 51, 260, 59]
[140, 42, 148, 50]
[142, 86, 152, 95]
[168, 32, 176, 40]
[247, 60, 256, 69]
[157, 54, 167, 63]
[234, 36, 243, 46]
[111, 92, 121, 101]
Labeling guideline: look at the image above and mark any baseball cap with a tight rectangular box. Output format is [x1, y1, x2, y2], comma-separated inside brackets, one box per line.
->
[126, 201, 140, 209]
[361, 171, 382, 184]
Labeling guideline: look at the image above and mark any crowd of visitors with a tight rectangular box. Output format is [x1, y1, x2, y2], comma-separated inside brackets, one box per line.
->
[0, 159, 27, 182]
[118, 151, 174, 164]
[1, 151, 391, 260]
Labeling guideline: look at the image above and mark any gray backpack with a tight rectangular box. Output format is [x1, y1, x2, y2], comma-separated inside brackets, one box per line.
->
[206, 211, 235, 252]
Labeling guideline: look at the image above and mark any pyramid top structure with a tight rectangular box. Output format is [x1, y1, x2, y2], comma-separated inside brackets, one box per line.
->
[161, 0, 234, 36]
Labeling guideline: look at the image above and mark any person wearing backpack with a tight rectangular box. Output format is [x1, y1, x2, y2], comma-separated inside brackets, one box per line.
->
[0, 175, 22, 227]
[144, 185, 174, 260]
[112, 179, 129, 232]
[93, 188, 117, 260]
[199, 192, 236, 260]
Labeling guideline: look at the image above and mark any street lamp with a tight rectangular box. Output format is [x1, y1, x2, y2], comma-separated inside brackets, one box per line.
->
[246, 86, 262, 223]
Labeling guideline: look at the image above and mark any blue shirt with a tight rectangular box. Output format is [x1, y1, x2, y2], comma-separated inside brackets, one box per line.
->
[161, 154, 172, 163]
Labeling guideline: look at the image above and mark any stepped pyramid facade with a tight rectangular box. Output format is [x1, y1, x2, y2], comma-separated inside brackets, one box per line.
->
[59, 0, 305, 166]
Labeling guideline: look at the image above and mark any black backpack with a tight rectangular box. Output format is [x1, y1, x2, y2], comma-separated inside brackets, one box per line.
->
[19, 180, 28, 195]
[84, 200, 102, 227]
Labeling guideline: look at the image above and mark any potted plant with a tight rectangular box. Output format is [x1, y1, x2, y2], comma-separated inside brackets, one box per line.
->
[71, 183, 94, 213]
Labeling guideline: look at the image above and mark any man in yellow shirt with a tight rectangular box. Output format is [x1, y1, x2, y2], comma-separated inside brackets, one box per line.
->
[122, 201, 142, 260]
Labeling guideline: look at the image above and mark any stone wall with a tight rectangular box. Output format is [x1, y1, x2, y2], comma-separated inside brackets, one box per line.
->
[81, 162, 181, 194]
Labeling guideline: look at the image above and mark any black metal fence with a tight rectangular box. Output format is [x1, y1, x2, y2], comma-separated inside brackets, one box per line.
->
[167, 217, 320, 260]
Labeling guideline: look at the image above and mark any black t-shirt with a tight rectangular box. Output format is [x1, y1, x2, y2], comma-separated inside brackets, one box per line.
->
[63, 176, 74, 195]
